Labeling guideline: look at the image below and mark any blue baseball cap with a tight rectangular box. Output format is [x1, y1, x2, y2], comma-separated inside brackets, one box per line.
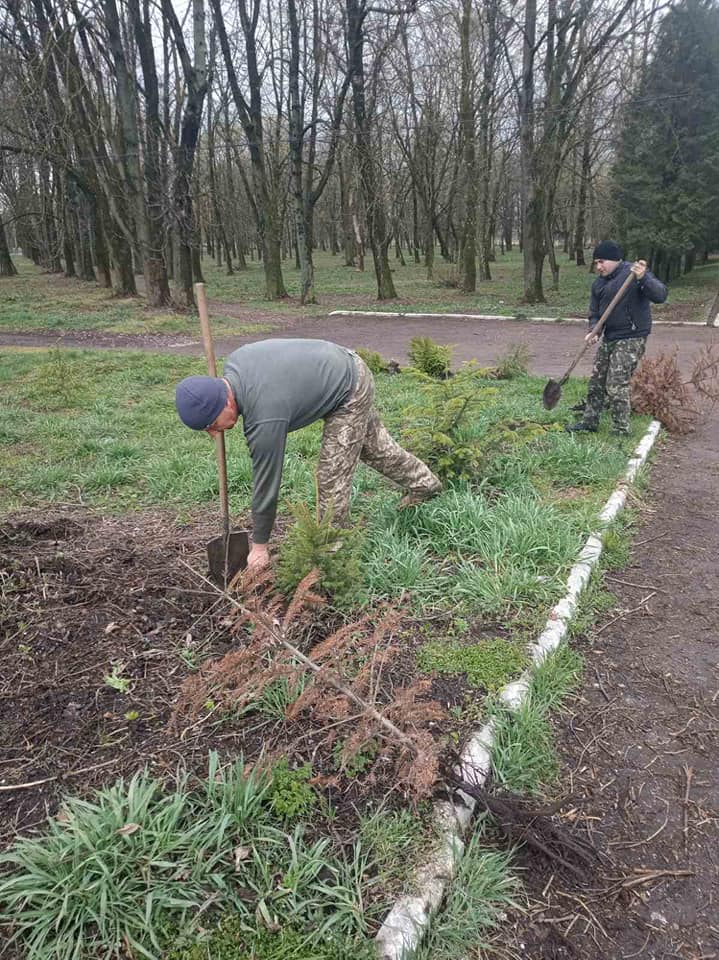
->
[175, 376, 228, 430]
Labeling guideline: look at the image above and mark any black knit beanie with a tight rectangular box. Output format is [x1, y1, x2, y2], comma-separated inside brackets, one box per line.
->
[592, 239, 623, 261]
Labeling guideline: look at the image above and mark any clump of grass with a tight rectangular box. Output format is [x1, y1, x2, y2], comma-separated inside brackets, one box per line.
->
[413, 827, 518, 960]
[567, 570, 618, 640]
[531, 643, 583, 711]
[358, 807, 424, 894]
[31, 347, 86, 410]
[167, 921, 376, 960]
[489, 697, 559, 794]
[255, 675, 307, 719]
[489, 641, 583, 795]
[0, 753, 374, 960]
[417, 638, 526, 691]
[494, 342, 532, 380]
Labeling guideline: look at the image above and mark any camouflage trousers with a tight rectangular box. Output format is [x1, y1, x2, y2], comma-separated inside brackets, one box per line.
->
[584, 336, 647, 433]
[317, 354, 442, 525]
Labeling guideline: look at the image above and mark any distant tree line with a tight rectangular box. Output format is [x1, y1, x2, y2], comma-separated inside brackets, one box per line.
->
[0, 0, 717, 299]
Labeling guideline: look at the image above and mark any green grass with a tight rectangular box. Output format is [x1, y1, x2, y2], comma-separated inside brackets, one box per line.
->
[0, 753, 378, 960]
[358, 807, 428, 896]
[413, 825, 519, 960]
[489, 643, 583, 795]
[0, 260, 275, 335]
[417, 637, 526, 691]
[0, 346, 650, 621]
[2, 250, 715, 335]
[0, 259, 677, 956]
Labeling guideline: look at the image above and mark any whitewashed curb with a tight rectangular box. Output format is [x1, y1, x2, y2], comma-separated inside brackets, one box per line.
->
[375, 419, 663, 959]
[328, 309, 709, 327]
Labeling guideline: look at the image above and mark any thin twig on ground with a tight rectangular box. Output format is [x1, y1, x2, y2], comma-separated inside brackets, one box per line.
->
[0, 757, 120, 793]
[682, 764, 694, 854]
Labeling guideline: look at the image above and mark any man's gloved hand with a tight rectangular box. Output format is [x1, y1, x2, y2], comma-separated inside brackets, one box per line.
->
[585, 330, 599, 345]
[247, 543, 270, 570]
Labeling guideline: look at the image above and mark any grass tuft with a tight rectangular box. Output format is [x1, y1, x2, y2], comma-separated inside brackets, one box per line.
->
[0, 753, 376, 959]
[413, 825, 519, 960]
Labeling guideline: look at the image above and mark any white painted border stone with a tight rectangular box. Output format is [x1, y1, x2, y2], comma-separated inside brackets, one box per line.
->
[375, 419, 662, 960]
[328, 309, 709, 327]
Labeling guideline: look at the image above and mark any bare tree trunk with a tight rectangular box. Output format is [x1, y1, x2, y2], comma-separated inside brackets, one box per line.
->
[0, 156, 18, 277]
[518, 0, 546, 303]
[91, 199, 113, 288]
[458, 0, 477, 292]
[210, 0, 286, 299]
[105, 0, 171, 305]
[346, 0, 396, 300]
[288, 0, 313, 304]
[61, 173, 77, 278]
[162, 0, 208, 307]
[573, 108, 592, 266]
[338, 147, 356, 267]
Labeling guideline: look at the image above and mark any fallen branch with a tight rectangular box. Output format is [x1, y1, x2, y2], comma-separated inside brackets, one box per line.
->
[595, 593, 655, 635]
[682, 764, 693, 854]
[179, 560, 418, 753]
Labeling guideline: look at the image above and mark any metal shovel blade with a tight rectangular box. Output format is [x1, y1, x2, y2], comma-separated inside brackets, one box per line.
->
[542, 378, 562, 410]
[207, 529, 250, 587]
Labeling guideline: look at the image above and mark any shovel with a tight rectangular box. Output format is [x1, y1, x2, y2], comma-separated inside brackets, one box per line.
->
[542, 267, 639, 410]
[195, 282, 250, 586]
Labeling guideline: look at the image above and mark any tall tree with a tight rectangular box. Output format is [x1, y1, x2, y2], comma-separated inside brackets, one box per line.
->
[209, 0, 288, 299]
[162, 0, 208, 306]
[288, 0, 350, 304]
[345, 0, 414, 300]
[104, 0, 172, 305]
[457, 0, 478, 292]
[516, 0, 634, 302]
[0, 154, 18, 277]
[614, 0, 719, 280]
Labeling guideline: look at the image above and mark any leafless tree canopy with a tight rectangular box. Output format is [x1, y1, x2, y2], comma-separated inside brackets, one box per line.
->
[0, 0, 696, 302]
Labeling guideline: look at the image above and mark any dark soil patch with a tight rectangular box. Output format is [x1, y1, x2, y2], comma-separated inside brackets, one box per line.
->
[0, 511, 238, 839]
[489, 414, 719, 959]
[0, 510, 474, 847]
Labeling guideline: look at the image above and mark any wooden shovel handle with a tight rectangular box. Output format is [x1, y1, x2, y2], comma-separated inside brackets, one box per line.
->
[560, 267, 639, 385]
[195, 282, 230, 536]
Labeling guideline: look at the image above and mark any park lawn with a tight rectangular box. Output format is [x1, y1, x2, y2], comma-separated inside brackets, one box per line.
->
[1, 250, 716, 336]
[0, 344, 653, 959]
[0, 346, 639, 619]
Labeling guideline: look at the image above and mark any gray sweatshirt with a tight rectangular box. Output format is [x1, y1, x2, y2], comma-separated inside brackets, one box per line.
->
[223, 339, 356, 542]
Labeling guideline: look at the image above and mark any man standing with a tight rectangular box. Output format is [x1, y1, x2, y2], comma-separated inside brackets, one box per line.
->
[566, 240, 668, 436]
[175, 339, 442, 569]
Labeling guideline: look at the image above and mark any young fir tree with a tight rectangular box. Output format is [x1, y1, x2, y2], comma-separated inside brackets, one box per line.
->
[612, 0, 719, 281]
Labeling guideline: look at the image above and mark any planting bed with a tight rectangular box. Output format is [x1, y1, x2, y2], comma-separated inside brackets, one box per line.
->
[0, 510, 473, 844]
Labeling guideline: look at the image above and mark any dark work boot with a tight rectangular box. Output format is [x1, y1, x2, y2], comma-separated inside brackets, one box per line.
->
[564, 422, 597, 434]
